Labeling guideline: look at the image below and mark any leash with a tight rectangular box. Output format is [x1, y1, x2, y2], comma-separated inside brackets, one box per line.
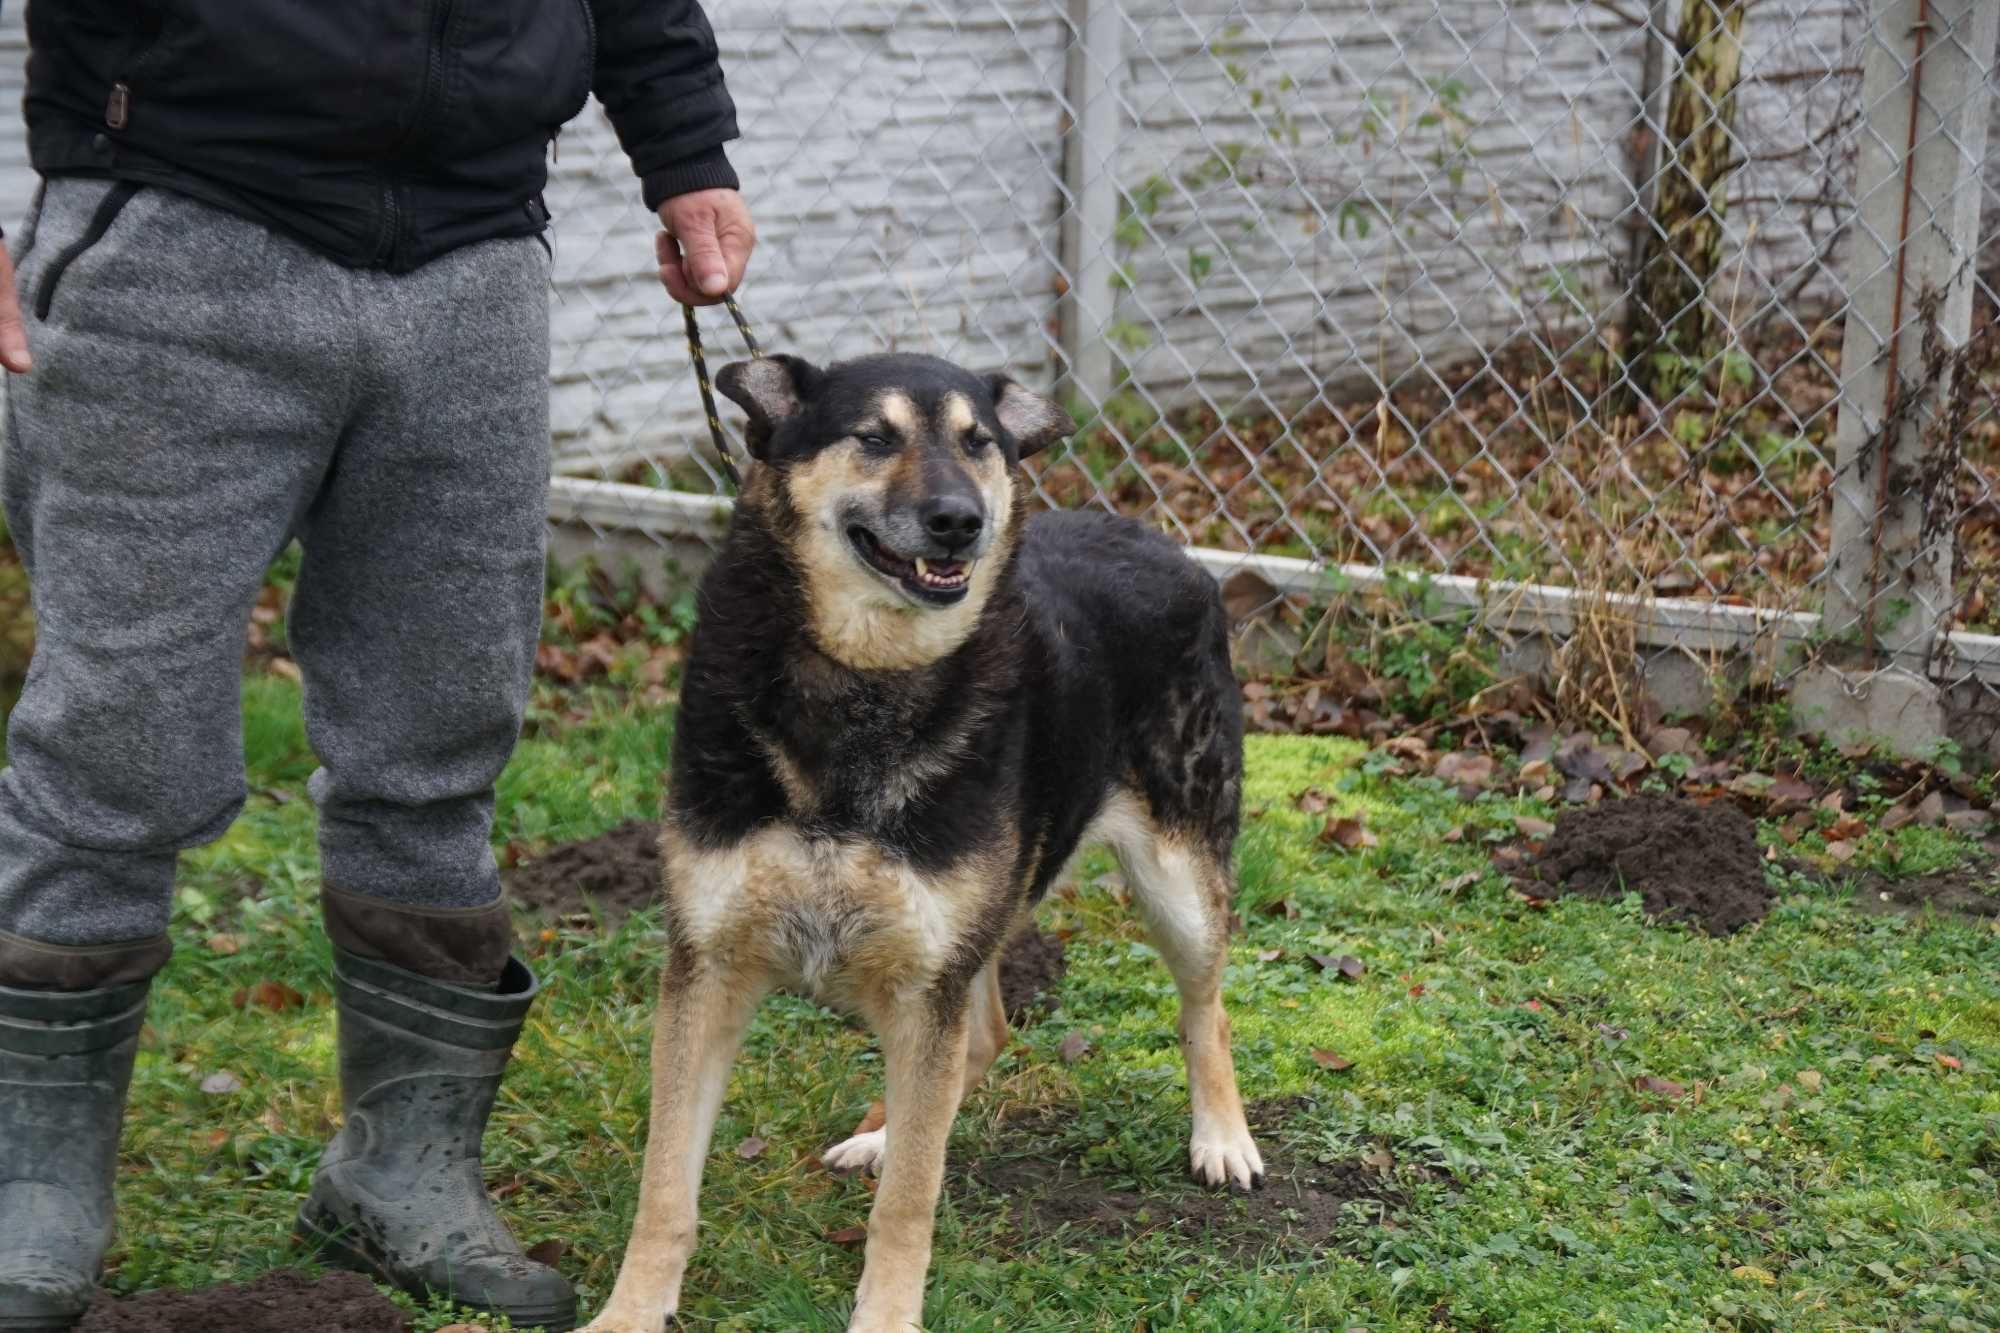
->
[682, 294, 763, 492]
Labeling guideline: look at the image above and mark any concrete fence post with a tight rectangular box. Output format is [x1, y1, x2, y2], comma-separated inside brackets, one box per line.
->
[1058, 0, 1124, 411]
[1796, 0, 1998, 755]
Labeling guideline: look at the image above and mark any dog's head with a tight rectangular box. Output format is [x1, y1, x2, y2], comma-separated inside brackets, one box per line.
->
[716, 352, 1070, 670]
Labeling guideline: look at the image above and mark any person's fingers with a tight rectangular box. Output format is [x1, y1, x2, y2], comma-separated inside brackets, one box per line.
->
[655, 230, 708, 307]
[0, 249, 33, 374]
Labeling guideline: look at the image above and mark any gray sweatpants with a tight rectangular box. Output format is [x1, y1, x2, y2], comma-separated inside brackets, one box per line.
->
[0, 178, 549, 988]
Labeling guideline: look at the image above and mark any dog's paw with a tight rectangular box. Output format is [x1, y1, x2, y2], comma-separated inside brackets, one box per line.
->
[1189, 1123, 1265, 1192]
[823, 1127, 888, 1177]
[577, 1305, 678, 1333]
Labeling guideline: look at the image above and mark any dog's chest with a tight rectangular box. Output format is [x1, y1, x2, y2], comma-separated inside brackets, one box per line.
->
[668, 824, 986, 997]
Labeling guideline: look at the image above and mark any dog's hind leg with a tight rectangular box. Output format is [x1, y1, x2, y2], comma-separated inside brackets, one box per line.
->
[1107, 804, 1264, 1192]
[844, 986, 974, 1333]
[824, 954, 1009, 1177]
[580, 957, 768, 1333]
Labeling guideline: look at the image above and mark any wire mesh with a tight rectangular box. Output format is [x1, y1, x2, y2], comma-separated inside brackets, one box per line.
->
[542, 0, 2000, 741]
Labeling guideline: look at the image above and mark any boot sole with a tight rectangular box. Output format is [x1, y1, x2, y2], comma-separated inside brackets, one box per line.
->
[294, 1211, 578, 1333]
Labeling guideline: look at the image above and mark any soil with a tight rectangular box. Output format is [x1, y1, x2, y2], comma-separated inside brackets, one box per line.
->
[77, 1269, 406, 1333]
[1517, 794, 1773, 935]
[961, 1098, 1448, 1260]
[1846, 862, 2000, 923]
[505, 818, 661, 926]
[997, 928, 1067, 1023]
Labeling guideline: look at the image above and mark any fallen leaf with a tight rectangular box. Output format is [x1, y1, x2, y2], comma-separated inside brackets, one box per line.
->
[736, 1136, 768, 1161]
[1936, 1054, 1962, 1071]
[1218, 568, 1279, 626]
[1294, 788, 1331, 815]
[1732, 1264, 1777, 1285]
[1259, 897, 1300, 920]
[1596, 1023, 1629, 1042]
[1059, 1032, 1090, 1064]
[1311, 1048, 1353, 1071]
[1434, 750, 1496, 794]
[1514, 815, 1556, 840]
[1320, 815, 1378, 851]
[231, 981, 305, 1013]
[1633, 1074, 1687, 1100]
[1796, 1069, 1823, 1093]
[1881, 803, 1918, 832]
[1442, 871, 1482, 894]
[1764, 774, 1816, 811]
[198, 1128, 230, 1152]
[1823, 839, 1858, 864]
[524, 1239, 567, 1266]
[1360, 1144, 1394, 1170]
[437, 1325, 489, 1333]
[199, 1071, 243, 1096]
[204, 933, 244, 956]
[1256, 948, 1284, 963]
[1826, 815, 1867, 842]
[824, 1225, 869, 1247]
[1408, 983, 1427, 997]
[1914, 791, 1946, 826]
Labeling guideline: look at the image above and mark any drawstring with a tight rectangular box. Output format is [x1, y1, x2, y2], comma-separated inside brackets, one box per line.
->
[682, 294, 762, 492]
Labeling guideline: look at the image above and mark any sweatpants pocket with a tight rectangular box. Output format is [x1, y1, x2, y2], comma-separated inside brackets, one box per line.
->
[33, 181, 142, 322]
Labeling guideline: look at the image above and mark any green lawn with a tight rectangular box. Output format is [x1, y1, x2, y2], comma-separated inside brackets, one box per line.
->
[38, 679, 2000, 1330]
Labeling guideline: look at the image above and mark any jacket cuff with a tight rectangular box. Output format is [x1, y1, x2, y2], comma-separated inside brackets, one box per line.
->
[641, 147, 742, 212]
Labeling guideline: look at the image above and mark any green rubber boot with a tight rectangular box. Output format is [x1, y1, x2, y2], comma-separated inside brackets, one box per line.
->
[296, 950, 576, 1333]
[0, 979, 149, 1332]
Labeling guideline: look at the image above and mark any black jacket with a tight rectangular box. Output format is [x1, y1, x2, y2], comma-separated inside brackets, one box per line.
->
[18, 0, 741, 273]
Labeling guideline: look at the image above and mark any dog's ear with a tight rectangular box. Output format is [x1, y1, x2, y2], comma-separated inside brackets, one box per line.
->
[716, 355, 819, 459]
[987, 375, 1071, 458]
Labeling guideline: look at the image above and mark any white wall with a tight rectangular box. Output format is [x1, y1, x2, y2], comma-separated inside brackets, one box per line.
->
[0, 2, 1991, 481]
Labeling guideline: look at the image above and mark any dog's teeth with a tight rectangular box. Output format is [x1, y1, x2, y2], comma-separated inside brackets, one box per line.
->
[915, 558, 929, 578]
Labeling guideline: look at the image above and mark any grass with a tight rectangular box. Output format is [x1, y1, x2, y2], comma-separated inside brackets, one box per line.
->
[38, 677, 1991, 1331]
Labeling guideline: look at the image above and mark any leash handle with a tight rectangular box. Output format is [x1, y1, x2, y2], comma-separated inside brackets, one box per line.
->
[683, 295, 762, 493]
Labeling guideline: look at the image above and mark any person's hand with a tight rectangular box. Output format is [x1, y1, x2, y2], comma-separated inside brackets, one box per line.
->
[656, 188, 755, 307]
[0, 248, 30, 374]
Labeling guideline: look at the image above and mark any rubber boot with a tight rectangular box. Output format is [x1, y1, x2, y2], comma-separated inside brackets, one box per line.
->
[296, 950, 576, 1333]
[0, 980, 149, 1332]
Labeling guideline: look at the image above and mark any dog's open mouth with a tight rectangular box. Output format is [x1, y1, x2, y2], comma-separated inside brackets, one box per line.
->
[847, 526, 972, 606]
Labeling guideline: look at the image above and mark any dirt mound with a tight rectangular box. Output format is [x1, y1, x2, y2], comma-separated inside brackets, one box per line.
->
[1848, 863, 2000, 922]
[78, 1269, 406, 1332]
[998, 929, 1066, 1023]
[1519, 795, 1772, 935]
[506, 818, 661, 925]
[961, 1099, 1448, 1259]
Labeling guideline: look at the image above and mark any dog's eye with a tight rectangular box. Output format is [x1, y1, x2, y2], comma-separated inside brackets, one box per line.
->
[965, 434, 993, 454]
[858, 433, 893, 453]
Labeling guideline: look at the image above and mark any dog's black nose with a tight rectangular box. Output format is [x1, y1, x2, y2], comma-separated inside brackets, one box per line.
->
[920, 495, 984, 551]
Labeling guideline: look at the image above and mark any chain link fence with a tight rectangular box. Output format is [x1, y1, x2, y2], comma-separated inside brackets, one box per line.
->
[541, 0, 2000, 756]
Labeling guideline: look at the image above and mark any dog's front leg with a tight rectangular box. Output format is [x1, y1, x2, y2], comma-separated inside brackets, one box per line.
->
[581, 956, 766, 1333]
[846, 990, 971, 1333]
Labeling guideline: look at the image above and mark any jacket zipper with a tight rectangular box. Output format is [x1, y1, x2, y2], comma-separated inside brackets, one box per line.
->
[374, 0, 453, 267]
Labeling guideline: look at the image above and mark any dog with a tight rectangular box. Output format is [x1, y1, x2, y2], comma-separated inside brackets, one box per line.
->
[580, 352, 1263, 1333]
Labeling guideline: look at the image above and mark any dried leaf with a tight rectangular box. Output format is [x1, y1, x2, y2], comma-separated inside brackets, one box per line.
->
[1796, 1069, 1823, 1094]
[204, 933, 244, 956]
[736, 1136, 768, 1161]
[1442, 871, 1482, 894]
[823, 1226, 869, 1247]
[1823, 839, 1858, 864]
[1255, 948, 1284, 963]
[1633, 1074, 1687, 1101]
[438, 1325, 489, 1333]
[1732, 1265, 1776, 1286]
[1826, 815, 1867, 842]
[524, 1238, 568, 1266]
[1218, 568, 1279, 626]
[231, 981, 305, 1013]
[1059, 1031, 1090, 1064]
[1936, 1054, 1962, 1071]
[1514, 815, 1556, 840]
[1320, 815, 1378, 851]
[1311, 1048, 1353, 1072]
[1360, 1144, 1394, 1171]
[199, 1071, 244, 1096]
[1881, 803, 1918, 833]
[198, 1128, 230, 1152]
[1434, 750, 1496, 794]
[1914, 791, 1946, 827]
[1294, 788, 1331, 815]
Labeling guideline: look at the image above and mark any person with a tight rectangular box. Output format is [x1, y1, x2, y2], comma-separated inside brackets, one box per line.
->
[0, 4, 755, 1330]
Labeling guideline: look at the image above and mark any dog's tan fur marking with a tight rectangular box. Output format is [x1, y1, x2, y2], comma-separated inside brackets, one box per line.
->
[941, 390, 977, 438]
[782, 442, 1019, 674]
[876, 390, 921, 440]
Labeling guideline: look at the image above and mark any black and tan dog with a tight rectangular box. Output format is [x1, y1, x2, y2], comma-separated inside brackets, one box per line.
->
[580, 352, 1262, 1333]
